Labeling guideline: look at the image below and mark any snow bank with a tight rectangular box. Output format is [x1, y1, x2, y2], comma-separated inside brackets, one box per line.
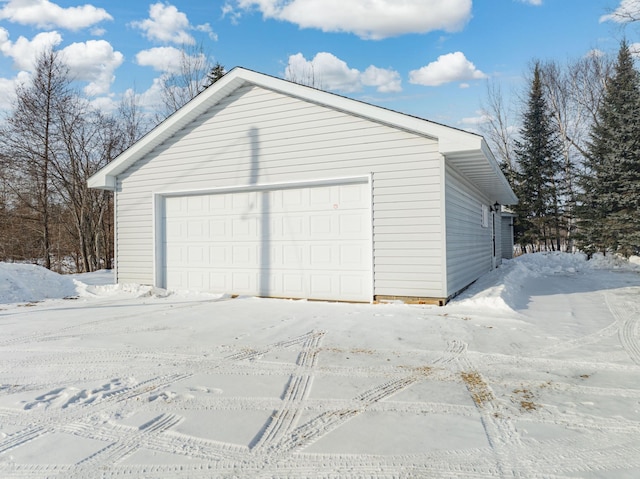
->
[2, 253, 638, 307]
[0, 263, 222, 305]
[450, 251, 639, 313]
[0, 263, 78, 304]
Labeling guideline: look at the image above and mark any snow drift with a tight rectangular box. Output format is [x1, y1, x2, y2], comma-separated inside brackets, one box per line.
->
[1, 253, 638, 307]
[450, 252, 640, 313]
[0, 263, 78, 304]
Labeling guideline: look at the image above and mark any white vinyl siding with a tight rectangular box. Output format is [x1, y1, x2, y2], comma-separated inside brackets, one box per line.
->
[444, 163, 492, 297]
[494, 211, 502, 266]
[501, 214, 515, 259]
[115, 85, 443, 298]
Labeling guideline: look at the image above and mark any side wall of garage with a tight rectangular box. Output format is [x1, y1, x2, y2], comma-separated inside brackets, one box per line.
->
[444, 163, 493, 298]
[115, 84, 444, 299]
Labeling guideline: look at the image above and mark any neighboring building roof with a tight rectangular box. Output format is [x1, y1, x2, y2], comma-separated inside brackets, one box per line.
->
[89, 67, 518, 205]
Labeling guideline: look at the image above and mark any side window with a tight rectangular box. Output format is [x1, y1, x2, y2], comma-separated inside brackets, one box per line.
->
[481, 204, 489, 228]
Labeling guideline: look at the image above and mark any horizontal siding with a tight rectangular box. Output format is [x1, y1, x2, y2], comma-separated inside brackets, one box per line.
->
[445, 163, 492, 297]
[495, 212, 502, 266]
[116, 84, 443, 298]
[501, 216, 514, 259]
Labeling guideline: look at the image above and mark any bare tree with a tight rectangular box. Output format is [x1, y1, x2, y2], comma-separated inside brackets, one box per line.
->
[156, 43, 218, 121]
[118, 88, 151, 148]
[285, 62, 325, 90]
[0, 48, 141, 272]
[565, 53, 613, 158]
[1, 48, 72, 270]
[480, 81, 517, 175]
[603, 0, 640, 23]
[481, 52, 614, 253]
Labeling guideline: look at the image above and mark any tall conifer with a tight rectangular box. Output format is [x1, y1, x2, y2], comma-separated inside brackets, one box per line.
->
[578, 41, 640, 256]
[512, 62, 563, 250]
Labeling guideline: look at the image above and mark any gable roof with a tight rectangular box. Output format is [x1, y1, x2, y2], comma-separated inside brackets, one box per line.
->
[88, 67, 517, 205]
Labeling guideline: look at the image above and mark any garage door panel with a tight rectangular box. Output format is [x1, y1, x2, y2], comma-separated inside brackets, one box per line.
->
[280, 215, 304, 238]
[339, 183, 369, 207]
[340, 275, 366, 296]
[309, 215, 333, 236]
[341, 244, 367, 267]
[310, 244, 333, 266]
[339, 213, 367, 237]
[231, 217, 257, 239]
[310, 275, 333, 296]
[162, 182, 371, 301]
[209, 193, 227, 210]
[210, 219, 226, 237]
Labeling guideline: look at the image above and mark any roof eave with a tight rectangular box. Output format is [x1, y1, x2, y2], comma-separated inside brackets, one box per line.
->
[87, 67, 518, 207]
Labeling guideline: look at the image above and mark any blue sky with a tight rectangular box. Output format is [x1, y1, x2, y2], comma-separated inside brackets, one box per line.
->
[0, 0, 638, 130]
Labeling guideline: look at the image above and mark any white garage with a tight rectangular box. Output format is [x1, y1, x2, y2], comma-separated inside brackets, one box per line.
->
[159, 180, 372, 302]
[89, 67, 517, 304]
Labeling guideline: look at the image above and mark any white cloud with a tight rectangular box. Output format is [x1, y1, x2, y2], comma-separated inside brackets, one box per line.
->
[61, 40, 123, 96]
[137, 77, 165, 111]
[228, 0, 472, 40]
[600, 0, 640, 23]
[135, 46, 207, 75]
[586, 49, 605, 59]
[285, 52, 402, 93]
[0, 0, 112, 30]
[132, 3, 216, 44]
[0, 29, 122, 96]
[0, 28, 63, 70]
[0, 76, 18, 110]
[517, 0, 542, 5]
[286, 52, 359, 91]
[361, 66, 402, 93]
[195, 23, 218, 41]
[459, 111, 492, 126]
[409, 51, 487, 87]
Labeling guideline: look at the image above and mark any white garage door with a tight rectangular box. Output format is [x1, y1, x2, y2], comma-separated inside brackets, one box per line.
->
[161, 181, 372, 302]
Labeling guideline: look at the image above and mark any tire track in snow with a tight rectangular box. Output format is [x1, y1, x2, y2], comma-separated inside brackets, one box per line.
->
[606, 290, 640, 365]
[433, 338, 467, 365]
[0, 372, 189, 455]
[0, 330, 329, 467]
[454, 343, 526, 479]
[0, 296, 234, 348]
[517, 433, 640, 477]
[267, 373, 426, 454]
[72, 414, 184, 470]
[257, 340, 459, 455]
[224, 329, 326, 362]
[251, 330, 325, 451]
[534, 319, 619, 358]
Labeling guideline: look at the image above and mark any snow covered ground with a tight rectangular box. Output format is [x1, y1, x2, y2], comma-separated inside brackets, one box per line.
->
[0, 253, 639, 478]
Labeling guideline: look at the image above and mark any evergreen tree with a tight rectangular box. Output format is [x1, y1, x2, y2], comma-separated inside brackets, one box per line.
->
[205, 62, 226, 88]
[512, 62, 564, 251]
[578, 41, 640, 257]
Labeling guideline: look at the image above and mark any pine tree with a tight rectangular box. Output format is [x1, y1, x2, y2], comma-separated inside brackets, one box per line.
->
[205, 62, 226, 88]
[512, 62, 564, 251]
[578, 41, 640, 257]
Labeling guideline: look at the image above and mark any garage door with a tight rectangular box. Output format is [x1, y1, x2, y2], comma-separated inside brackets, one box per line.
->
[161, 181, 372, 302]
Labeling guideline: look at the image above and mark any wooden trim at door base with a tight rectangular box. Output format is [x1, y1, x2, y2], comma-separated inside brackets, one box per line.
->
[374, 295, 448, 306]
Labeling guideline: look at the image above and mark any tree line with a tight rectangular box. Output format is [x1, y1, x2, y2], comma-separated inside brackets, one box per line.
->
[484, 39, 640, 258]
[0, 46, 224, 272]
